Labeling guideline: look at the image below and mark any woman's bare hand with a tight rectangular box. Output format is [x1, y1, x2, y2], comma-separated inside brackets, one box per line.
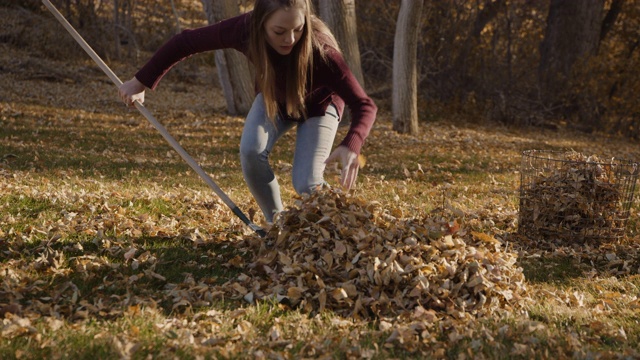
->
[325, 145, 361, 190]
[118, 77, 146, 107]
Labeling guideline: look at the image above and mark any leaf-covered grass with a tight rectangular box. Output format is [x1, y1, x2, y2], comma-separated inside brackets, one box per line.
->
[3, 43, 640, 359]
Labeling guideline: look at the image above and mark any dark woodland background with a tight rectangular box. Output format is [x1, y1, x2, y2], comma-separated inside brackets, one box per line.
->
[4, 0, 639, 138]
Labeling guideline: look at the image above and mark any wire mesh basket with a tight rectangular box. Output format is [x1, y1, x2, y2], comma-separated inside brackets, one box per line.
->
[518, 150, 639, 242]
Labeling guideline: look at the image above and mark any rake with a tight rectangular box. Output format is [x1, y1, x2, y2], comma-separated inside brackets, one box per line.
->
[42, 0, 267, 238]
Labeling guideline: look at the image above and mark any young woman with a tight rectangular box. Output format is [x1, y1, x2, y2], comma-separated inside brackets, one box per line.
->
[119, 0, 377, 223]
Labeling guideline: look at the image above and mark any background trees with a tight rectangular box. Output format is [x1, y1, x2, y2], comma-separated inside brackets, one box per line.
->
[392, 0, 424, 135]
[9, 0, 640, 138]
[538, 0, 605, 129]
[201, 0, 254, 115]
[317, 0, 365, 89]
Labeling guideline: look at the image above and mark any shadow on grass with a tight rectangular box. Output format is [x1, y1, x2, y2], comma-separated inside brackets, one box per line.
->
[505, 231, 630, 285]
[518, 256, 585, 284]
[2, 233, 253, 321]
[0, 122, 241, 183]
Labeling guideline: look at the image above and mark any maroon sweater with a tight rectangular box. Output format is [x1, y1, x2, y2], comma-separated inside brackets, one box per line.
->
[135, 12, 376, 154]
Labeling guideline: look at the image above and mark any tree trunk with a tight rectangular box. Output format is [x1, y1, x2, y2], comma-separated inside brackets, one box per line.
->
[114, 0, 120, 59]
[538, 0, 604, 97]
[201, 0, 254, 116]
[392, 0, 424, 135]
[318, 0, 365, 89]
[169, 0, 182, 34]
[600, 0, 624, 43]
[453, 0, 505, 90]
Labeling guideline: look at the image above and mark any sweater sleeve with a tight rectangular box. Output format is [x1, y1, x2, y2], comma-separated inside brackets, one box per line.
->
[322, 49, 377, 154]
[135, 13, 251, 90]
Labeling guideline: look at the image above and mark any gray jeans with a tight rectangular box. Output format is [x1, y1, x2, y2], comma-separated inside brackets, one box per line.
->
[240, 94, 339, 223]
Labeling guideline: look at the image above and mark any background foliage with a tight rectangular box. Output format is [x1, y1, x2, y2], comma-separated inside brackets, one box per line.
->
[3, 0, 640, 136]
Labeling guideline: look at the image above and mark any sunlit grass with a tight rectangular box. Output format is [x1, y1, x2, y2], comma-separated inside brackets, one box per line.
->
[2, 53, 640, 358]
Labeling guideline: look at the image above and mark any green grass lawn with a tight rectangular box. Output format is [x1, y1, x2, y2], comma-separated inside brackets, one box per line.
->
[2, 53, 640, 359]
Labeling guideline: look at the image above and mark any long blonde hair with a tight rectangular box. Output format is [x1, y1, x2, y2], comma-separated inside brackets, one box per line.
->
[248, 0, 340, 120]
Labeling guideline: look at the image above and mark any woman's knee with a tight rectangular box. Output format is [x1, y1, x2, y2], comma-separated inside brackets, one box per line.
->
[292, 175, 323, 195]
[241, 150, 270, 173]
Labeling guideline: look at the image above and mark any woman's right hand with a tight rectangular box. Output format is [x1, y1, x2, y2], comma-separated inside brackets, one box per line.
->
[119, 77, 146, 107]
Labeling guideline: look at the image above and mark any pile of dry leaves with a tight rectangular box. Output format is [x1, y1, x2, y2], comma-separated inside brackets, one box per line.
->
[229, 187, 530, 321]
[519, 150, 638, 243]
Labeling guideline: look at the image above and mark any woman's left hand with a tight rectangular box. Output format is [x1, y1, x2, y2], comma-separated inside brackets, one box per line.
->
[325, 145, 360, 190]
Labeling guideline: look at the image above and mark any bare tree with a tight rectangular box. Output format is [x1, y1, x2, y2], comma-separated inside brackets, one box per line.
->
[452, 0, 506, 90]
[392, 0, 424, 135]
[201, 0, 254, 115]
[599, 0, 624, 43]
[169, 0, 182, 34]
[538, 0, 606, 129]
[114, 0, 121, 58]
[539, 0, 604, 97]
[113, 0, 138, 60]
[318, 0, 365, 89]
